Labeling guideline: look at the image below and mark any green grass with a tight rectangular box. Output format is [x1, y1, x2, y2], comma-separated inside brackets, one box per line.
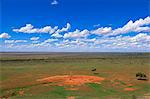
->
[88, 83, 120, 96]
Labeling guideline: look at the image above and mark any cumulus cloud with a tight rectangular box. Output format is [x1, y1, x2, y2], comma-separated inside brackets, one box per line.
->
[91, 17, 150, 36]
[30, 37, 40, 41]
[32, 41, 39, 43]
[55, 23, 71, 33]
[53, 39, 87, 48]
[129, 33, 150, 43]
[94, 33, 150, 50]
[51, 0, 58, 5]
[12, 17, 150, 37]
[5, 40, 27, 43]
[4, 40, 14, 43]
[29, 39, 58, 48]
[51, 23, 71, 38]
[81, 38, 96, 42]
[64, 29, 90, 38]
[109, 16, 150, 36]
[59, 33, 150, 50]
[4, 16, 150, 52]
[4, 33, 150, 52]
[51, 33, 63, 38]
[13, 24, 58, 34]
[0, 33, 11, 38]
[44, 38, 58, 43]
[13, 23, 70, 35]
[91, 27, 112, 35]
[134, 26, 150, 32]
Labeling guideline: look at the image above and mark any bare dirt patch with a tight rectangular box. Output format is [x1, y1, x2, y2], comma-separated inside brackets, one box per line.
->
[37, 75, 105, 86]
[127, 83, 133, 86]
[67, 96, 75, 99]
[18, 90, 24, 96]
[124, 88, 137, 91]
[65, 87, 79, 91]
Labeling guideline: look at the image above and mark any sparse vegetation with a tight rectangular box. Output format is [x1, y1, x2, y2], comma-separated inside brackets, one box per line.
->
[0, 52, 149, 98]
[136, 72, 148, 80]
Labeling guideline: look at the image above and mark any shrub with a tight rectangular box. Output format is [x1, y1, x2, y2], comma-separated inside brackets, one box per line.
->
[136, 72, 147, 80]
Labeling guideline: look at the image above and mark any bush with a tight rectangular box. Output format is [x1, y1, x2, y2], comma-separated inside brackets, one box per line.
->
[136, 72, 147, 80]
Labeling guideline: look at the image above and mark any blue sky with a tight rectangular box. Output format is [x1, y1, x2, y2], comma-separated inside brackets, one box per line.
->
[0, 0, 150, 52]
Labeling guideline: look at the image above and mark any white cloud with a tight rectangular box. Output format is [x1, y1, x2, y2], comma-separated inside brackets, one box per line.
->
[32, 41, 39, 43]
[4, 16, 150, 52]
[29, 39, 58, 48]
[4, 40, 14, 43]
[81, 38, 96, 42]
[91, 27, 112, 35]
[13, 23, 70, 35]
[87, 17, 150, 37]
[51, 0, 58, 5]
[15, 40, 27, 43]
[91, 17, 150, 36]
[4, 33, 150, 52]
[51, 23, 70, 38]
[30, 37, 40, 41]
[13, 24, 58, 34]
[109, 16, 150, 36]
[0, 33, 11, 38]
[55, 23, 71, 33]
[64, 29, 90, 38]
[39, 26, 58, 33]
[51, 33, 63, 38]
[44, 38, 58, 43]
[94, 33, 150, 49]
[5, 40, 27, 43]
[134, 26, 150, 32]
[54, 39, 87, 48]
[129, 33, 150, 43]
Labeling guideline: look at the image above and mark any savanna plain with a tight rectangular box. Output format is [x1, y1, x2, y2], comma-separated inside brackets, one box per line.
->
[0, 52, 150, 99]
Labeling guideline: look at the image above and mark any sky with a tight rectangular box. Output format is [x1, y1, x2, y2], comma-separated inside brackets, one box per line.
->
[0, 0, 150, 52]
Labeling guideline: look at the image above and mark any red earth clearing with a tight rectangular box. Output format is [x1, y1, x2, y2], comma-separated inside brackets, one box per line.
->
[67, 96, 75, 99]
[18, 90, 24, 96]
[37, 75, 105, 86]
[124, 88, 137, 91]
[65, 87, 79, 91]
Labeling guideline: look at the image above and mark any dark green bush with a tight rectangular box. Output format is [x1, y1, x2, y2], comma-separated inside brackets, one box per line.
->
[136, 72, 147, 80]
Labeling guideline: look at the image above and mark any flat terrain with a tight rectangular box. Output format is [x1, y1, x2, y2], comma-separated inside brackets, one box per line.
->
[0, 52, 150, 99]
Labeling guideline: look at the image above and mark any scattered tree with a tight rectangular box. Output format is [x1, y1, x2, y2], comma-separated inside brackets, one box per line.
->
[136, 72, 148, 81]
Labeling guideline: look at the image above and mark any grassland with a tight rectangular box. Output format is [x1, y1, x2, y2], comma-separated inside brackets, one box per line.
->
[0, 52, 150, 99]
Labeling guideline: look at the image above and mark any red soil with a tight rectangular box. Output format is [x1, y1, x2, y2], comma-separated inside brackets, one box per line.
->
[65, 87, 79, 90]
[112, 81, 120, 86]
[67, 96, 75, 99]
[18, 90, 24, 96]
[37, 75, 105, 86]
[127, 84, 133, 86]
[124, 88, 136, 91]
